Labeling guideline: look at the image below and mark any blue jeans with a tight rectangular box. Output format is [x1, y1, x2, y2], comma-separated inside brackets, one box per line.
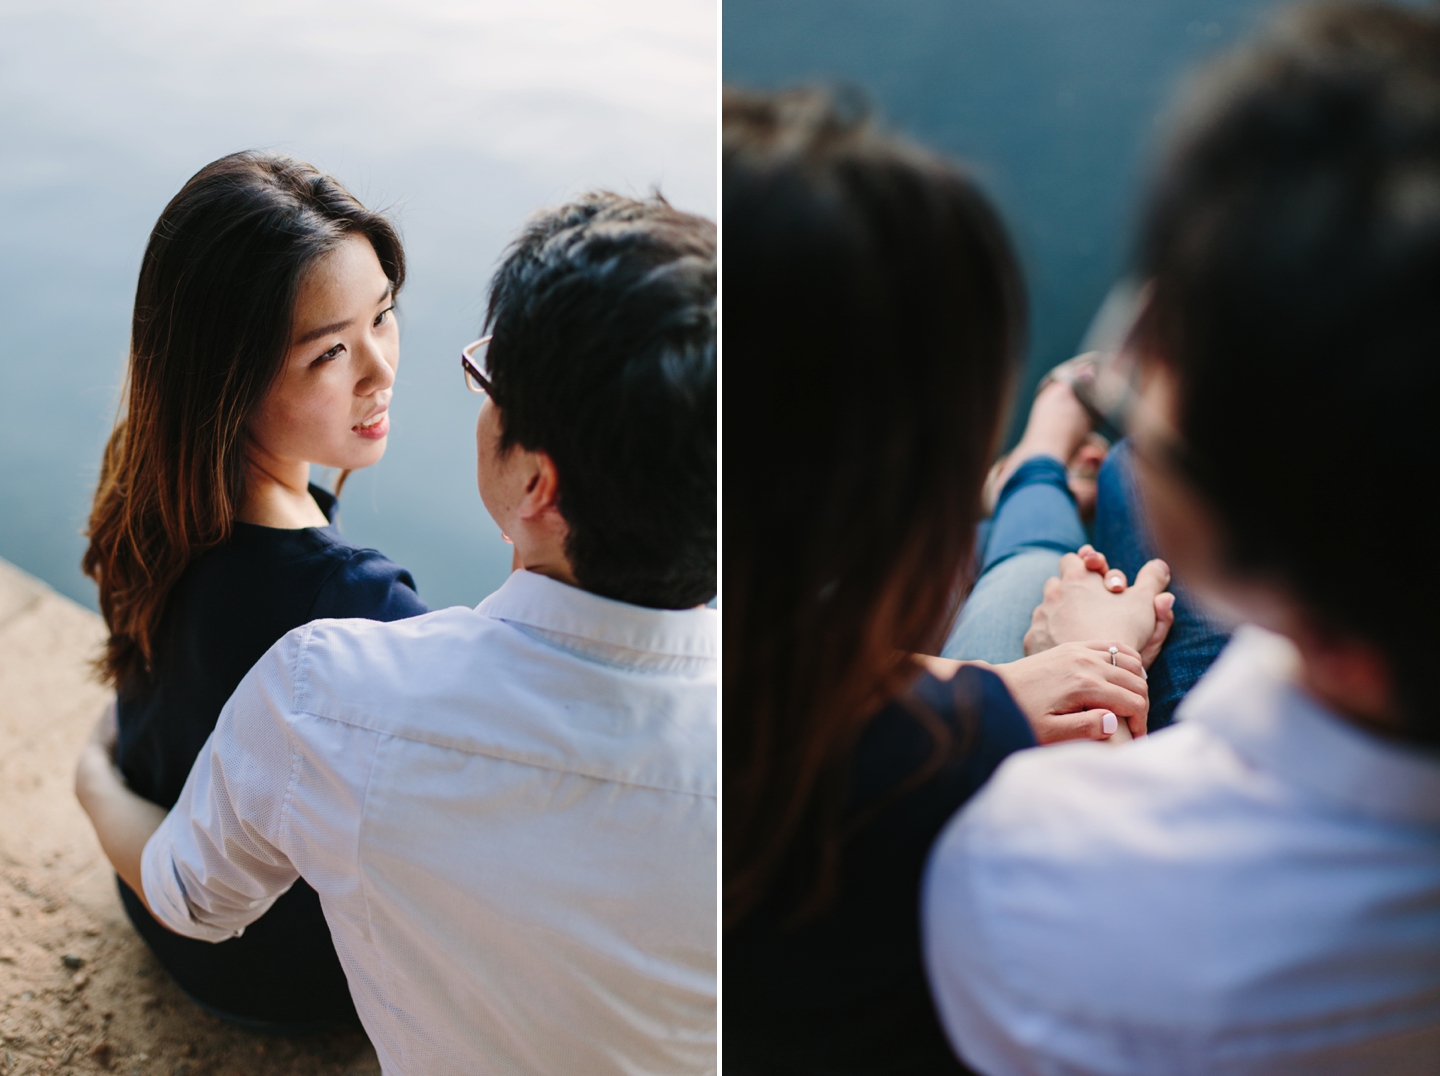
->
[1089, 441, 1231, 729]
[943, 456, 1083, 666]
[942, 445, 1228, 730]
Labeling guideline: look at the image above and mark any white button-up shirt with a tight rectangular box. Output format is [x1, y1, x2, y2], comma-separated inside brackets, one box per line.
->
[924, 626, 1440, 1076]
[141, 570, 718, 1076]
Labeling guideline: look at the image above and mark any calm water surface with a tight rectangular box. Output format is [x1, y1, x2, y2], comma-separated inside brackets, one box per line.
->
[0, 0, 716, 610]
[725, 0, 1426, 437]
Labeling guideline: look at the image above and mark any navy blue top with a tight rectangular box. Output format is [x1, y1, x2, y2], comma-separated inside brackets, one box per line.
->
[115, 484, 427, 1025]
[725, 666, 1035, 1075]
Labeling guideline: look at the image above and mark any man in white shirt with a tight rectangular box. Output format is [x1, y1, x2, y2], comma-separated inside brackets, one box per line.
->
[924, 5, 1440, 1074]
[76, 192, 717, 1075]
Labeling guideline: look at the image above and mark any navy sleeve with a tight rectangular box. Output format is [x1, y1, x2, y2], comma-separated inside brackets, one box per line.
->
[953, 664, 1037, 783]
[309, 549, 429, 623]
[850, 664, 1035, 812]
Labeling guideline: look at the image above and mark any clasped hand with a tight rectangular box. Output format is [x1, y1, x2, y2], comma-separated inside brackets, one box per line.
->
[1025, 545, 1175, 668]
[934, 546, 1176, 745]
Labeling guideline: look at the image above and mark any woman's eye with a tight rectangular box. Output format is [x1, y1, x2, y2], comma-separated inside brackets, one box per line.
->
[311, 343, 344, 367]
[374, 306, 394, 328]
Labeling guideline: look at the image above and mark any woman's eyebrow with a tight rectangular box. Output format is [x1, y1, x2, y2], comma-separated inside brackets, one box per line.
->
[293, 286, 394, 346]
[295, 317, 354, 346]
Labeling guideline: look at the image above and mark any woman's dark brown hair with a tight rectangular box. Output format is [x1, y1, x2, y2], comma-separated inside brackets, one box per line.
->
[724, 88, 1025, 924]
[83, 151, 405, 692]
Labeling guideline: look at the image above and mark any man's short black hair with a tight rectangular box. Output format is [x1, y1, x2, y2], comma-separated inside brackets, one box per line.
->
[484, 191, 716, 609]
[1138, 2, 1440, 736]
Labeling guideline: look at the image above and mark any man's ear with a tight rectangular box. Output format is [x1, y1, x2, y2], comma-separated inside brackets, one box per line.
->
[516, 450, 564, 523]
[1291, 617, 1402, 735]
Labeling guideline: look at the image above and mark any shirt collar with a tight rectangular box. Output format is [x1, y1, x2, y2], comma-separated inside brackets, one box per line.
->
[1181, 625, 1440, 828]
[475, 569, 717, 665]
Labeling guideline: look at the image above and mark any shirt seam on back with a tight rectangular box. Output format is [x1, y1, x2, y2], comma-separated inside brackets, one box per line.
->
[290, 628, 409, 1069]
[277, 626, 314, 853]
[505, 621, 715, 674]
[355, 727, 403, 1069]
[289, 705, 715, 800]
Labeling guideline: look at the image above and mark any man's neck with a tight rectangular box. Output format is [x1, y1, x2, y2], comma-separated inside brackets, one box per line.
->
[515, 549, 580, 590]
[1293, 642, 1411, 744]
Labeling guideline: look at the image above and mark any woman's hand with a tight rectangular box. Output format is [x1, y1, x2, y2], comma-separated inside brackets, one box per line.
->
[74, 700, 121, 802]
[1024, 546, 1176, 667]
[987, 641, 1149, 742]
[74, 699, 166, 914]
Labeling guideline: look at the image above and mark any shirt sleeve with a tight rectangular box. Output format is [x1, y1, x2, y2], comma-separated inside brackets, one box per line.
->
[310, 549, 428, 623]
[140, 627, 308, 942]
[960, 664, 1039, 771]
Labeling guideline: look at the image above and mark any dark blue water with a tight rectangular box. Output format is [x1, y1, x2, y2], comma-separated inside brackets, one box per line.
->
[724, 0, 1399, 439]
[0, 0, 716, 611]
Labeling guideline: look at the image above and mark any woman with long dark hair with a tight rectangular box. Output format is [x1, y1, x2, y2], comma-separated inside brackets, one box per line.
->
[723, 89, 1165, 1073]
[82, 151, 426, 1028]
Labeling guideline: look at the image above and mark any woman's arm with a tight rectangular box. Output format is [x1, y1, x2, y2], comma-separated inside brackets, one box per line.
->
[919, 642, 1147, 743]
[986, 643, 1144, 742]
[74, 702, 167, 915]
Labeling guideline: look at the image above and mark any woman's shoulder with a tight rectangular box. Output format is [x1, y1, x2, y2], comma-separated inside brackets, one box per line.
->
[307, 542, 429, 624]
[183, 517, 427, 626]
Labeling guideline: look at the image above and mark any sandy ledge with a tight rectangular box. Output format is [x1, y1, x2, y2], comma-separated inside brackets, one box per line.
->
[0, 558, 378, 1076]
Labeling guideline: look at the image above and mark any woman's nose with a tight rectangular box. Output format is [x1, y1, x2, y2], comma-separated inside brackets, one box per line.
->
[356, 335, 397, 394]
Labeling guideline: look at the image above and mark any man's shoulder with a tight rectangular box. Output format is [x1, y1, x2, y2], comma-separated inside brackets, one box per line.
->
[301, 603, 490, 653]
[276, 605, 488, 689]
[924, 633, 1440, 1072]
[945, 627, 1303, 865]
[946, 718, 1247, 866]
[271, 604, 715, 798]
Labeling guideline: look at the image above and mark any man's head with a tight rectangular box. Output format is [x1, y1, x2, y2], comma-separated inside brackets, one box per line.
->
[1133, 3, 1440, 738]
[475, 191, 716, 609]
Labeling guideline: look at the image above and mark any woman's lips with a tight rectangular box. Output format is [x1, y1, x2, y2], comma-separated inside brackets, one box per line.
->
[354, 410, 389, 440]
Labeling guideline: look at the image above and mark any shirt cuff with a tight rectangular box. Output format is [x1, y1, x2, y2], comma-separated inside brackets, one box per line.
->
[140, 816, 244, 943]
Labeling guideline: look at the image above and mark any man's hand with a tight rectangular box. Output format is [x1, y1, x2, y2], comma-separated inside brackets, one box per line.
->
[918, 641, 1149, 742]
[1025, 546, 1176, 667]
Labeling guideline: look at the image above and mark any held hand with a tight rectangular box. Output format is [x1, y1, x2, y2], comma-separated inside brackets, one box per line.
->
[988, 640, 1149, 742]
[74, 699, 120, 800]
[91, 699, 119, 756]
[1024, 550, 1176, 667]
[73, 698, 166, 915]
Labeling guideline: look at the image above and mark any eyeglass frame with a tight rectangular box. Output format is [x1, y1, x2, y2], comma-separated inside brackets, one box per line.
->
[461, 336, 495, 396]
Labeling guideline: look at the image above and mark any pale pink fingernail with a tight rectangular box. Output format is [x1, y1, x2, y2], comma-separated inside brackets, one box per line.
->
[1108, 576, 1124, 591]
[1102, 712, 1118, 735]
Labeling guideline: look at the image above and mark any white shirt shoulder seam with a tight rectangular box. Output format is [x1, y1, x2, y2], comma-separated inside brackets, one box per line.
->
[286, 705, 715, 801]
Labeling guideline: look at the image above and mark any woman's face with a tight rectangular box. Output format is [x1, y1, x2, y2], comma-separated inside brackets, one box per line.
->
[249, 234, 399, 471]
